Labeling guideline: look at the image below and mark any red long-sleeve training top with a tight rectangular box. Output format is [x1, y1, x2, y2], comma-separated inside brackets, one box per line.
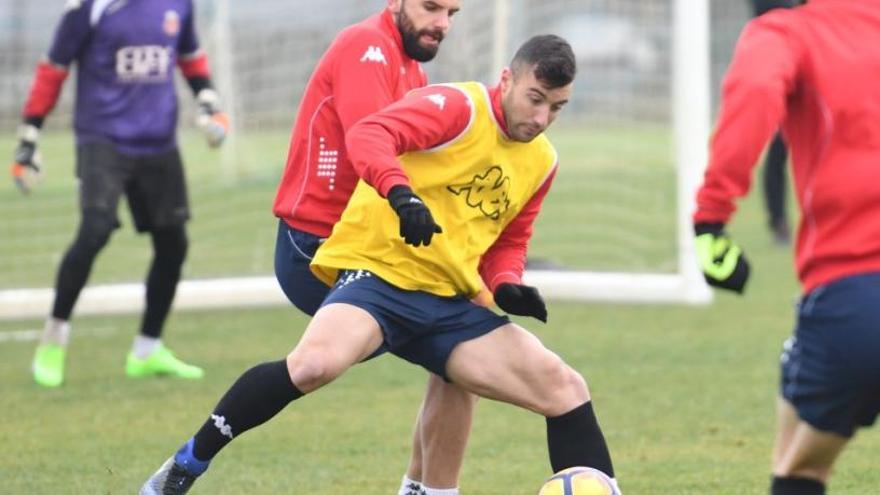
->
[694, 0, 880, 293]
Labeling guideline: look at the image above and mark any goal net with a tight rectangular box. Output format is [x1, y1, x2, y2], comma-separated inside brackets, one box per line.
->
[0, 0, 720, 319]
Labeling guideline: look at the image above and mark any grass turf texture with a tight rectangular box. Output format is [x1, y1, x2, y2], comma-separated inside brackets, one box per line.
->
[1, 126, 878, 492]
[0, 123, 676, 289]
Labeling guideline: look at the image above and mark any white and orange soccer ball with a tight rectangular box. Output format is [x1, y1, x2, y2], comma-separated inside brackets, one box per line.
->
[538, 466, 620, 495]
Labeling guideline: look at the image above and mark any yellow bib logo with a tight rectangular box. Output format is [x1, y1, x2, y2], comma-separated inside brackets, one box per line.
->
[447, 166, 511, 220]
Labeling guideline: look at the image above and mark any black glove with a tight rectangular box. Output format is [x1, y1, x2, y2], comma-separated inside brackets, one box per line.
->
[694, 222, 751, 293]
[494, 282, 548, 322]
[11, 124, 42, 194]
[387, 185, 443, 247]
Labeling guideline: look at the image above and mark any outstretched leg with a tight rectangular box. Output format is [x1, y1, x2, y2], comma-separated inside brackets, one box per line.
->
[140, 303, 384, 494]
[445, 323, 615, 482]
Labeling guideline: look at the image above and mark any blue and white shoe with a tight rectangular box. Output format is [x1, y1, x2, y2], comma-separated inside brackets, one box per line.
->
[141, 440, 209, 495]
[140, 456, 199, 495]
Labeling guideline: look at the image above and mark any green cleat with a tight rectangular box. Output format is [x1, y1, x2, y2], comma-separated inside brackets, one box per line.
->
[32, 343, 66, 388]
[126, 344, 204, 380]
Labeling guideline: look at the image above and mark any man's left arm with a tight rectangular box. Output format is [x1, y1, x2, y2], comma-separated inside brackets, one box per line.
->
[479, 167, 557, 322]
[176, 3, 228, 148]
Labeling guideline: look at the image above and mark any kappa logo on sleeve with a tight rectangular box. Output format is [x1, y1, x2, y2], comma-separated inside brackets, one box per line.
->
[425, 94, 446, 110]
[360, 45, 388, 65]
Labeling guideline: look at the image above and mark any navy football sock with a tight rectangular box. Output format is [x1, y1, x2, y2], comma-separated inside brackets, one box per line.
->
[189, 360, 303, 463]
[546, 401, 615, 477]
[771, 476, 826, 495]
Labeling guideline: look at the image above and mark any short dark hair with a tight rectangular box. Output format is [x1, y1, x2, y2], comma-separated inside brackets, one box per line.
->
[510, 34, 576, 88]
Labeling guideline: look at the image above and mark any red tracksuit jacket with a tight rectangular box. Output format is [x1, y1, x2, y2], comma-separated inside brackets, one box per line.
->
[272, 9, 426, 238]
[694, 0, 880, 293]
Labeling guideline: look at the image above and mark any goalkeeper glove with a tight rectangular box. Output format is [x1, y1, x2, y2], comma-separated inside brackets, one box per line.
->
[10, 124, 43, 194]
[494, 282, 548, 322]
[387, 185, 443, 247]
[694, 223, 750, 293]
[195, 89, 230, 148]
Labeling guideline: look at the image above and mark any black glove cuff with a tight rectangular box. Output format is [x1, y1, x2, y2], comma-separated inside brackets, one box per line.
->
[705, 254, 750, 294]
[694, 222, 725, 236]
[387, 185, 416, 209]
[23, 116, 45, 130]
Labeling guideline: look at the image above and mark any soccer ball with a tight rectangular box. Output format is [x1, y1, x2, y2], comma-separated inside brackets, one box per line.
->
[538, 466, 620, 495]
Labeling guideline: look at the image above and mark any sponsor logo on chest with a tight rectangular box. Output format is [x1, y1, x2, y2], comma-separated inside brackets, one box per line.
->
[116, 45, 172, 82]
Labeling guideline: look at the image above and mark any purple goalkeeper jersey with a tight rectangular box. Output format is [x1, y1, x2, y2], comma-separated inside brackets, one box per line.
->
[47, 0, 200, 155]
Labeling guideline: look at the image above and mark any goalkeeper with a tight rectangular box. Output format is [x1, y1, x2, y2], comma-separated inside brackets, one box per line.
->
[142, 35, 618, 495]
[694, 2, 880, 494]
[13, 0, 229, 388]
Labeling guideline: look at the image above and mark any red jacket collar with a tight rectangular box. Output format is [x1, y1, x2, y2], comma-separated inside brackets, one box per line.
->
[488, 83, 510, 136]
[380, 8, 408, 60]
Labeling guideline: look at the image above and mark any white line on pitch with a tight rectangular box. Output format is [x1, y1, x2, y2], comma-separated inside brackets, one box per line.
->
[0, 326, 116, 344]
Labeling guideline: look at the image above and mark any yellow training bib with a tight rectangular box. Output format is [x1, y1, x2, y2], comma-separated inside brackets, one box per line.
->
[312, 82, 557, 298]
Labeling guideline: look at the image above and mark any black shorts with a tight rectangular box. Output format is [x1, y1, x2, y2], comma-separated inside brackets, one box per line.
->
[76, 142, 190, 232]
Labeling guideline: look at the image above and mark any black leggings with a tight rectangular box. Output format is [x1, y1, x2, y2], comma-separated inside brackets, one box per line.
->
[141, 225, 188, 338]
[52, 212, 187, 338]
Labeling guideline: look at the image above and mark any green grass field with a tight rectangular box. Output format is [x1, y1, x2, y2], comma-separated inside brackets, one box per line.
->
[0, 123, 676, 289]
[1, 127, 879, 493]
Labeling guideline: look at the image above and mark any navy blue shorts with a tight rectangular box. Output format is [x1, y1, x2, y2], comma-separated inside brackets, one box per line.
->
[781, 272, 880, 437]
[320, 270, 510, 380]
[274, 220, 330, 316]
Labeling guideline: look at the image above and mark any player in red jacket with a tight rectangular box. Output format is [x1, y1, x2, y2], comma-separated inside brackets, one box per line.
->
[271, 2, 470, 493]
[694, 2, 880, 494]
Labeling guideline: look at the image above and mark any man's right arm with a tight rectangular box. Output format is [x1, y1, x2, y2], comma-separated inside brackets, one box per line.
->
[345, 85, 472, 197]
[12, 1, 92, 193]
[693, 14, 800, 292]
[345, 85, 472, 246]
[22, 1, 92, 128]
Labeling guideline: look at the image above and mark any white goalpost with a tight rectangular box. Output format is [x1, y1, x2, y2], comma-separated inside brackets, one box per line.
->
[0, 0, 710, 320]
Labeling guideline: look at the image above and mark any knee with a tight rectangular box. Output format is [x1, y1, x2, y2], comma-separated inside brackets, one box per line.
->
[71, 211, 117, 254]
[537, 360, 591, 417]
[423, 376, 477, 415]
[286, 350, 340, 393]
[152, 226, 188, 267]
[774, 462, 832, 483]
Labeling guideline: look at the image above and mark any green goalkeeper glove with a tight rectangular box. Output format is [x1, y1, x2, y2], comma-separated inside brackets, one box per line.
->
[694, 223, 750, 294]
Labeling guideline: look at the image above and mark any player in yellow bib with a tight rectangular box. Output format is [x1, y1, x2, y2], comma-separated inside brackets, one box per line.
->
[142, 35, 619, 495]
[312, 79, 557, 299]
